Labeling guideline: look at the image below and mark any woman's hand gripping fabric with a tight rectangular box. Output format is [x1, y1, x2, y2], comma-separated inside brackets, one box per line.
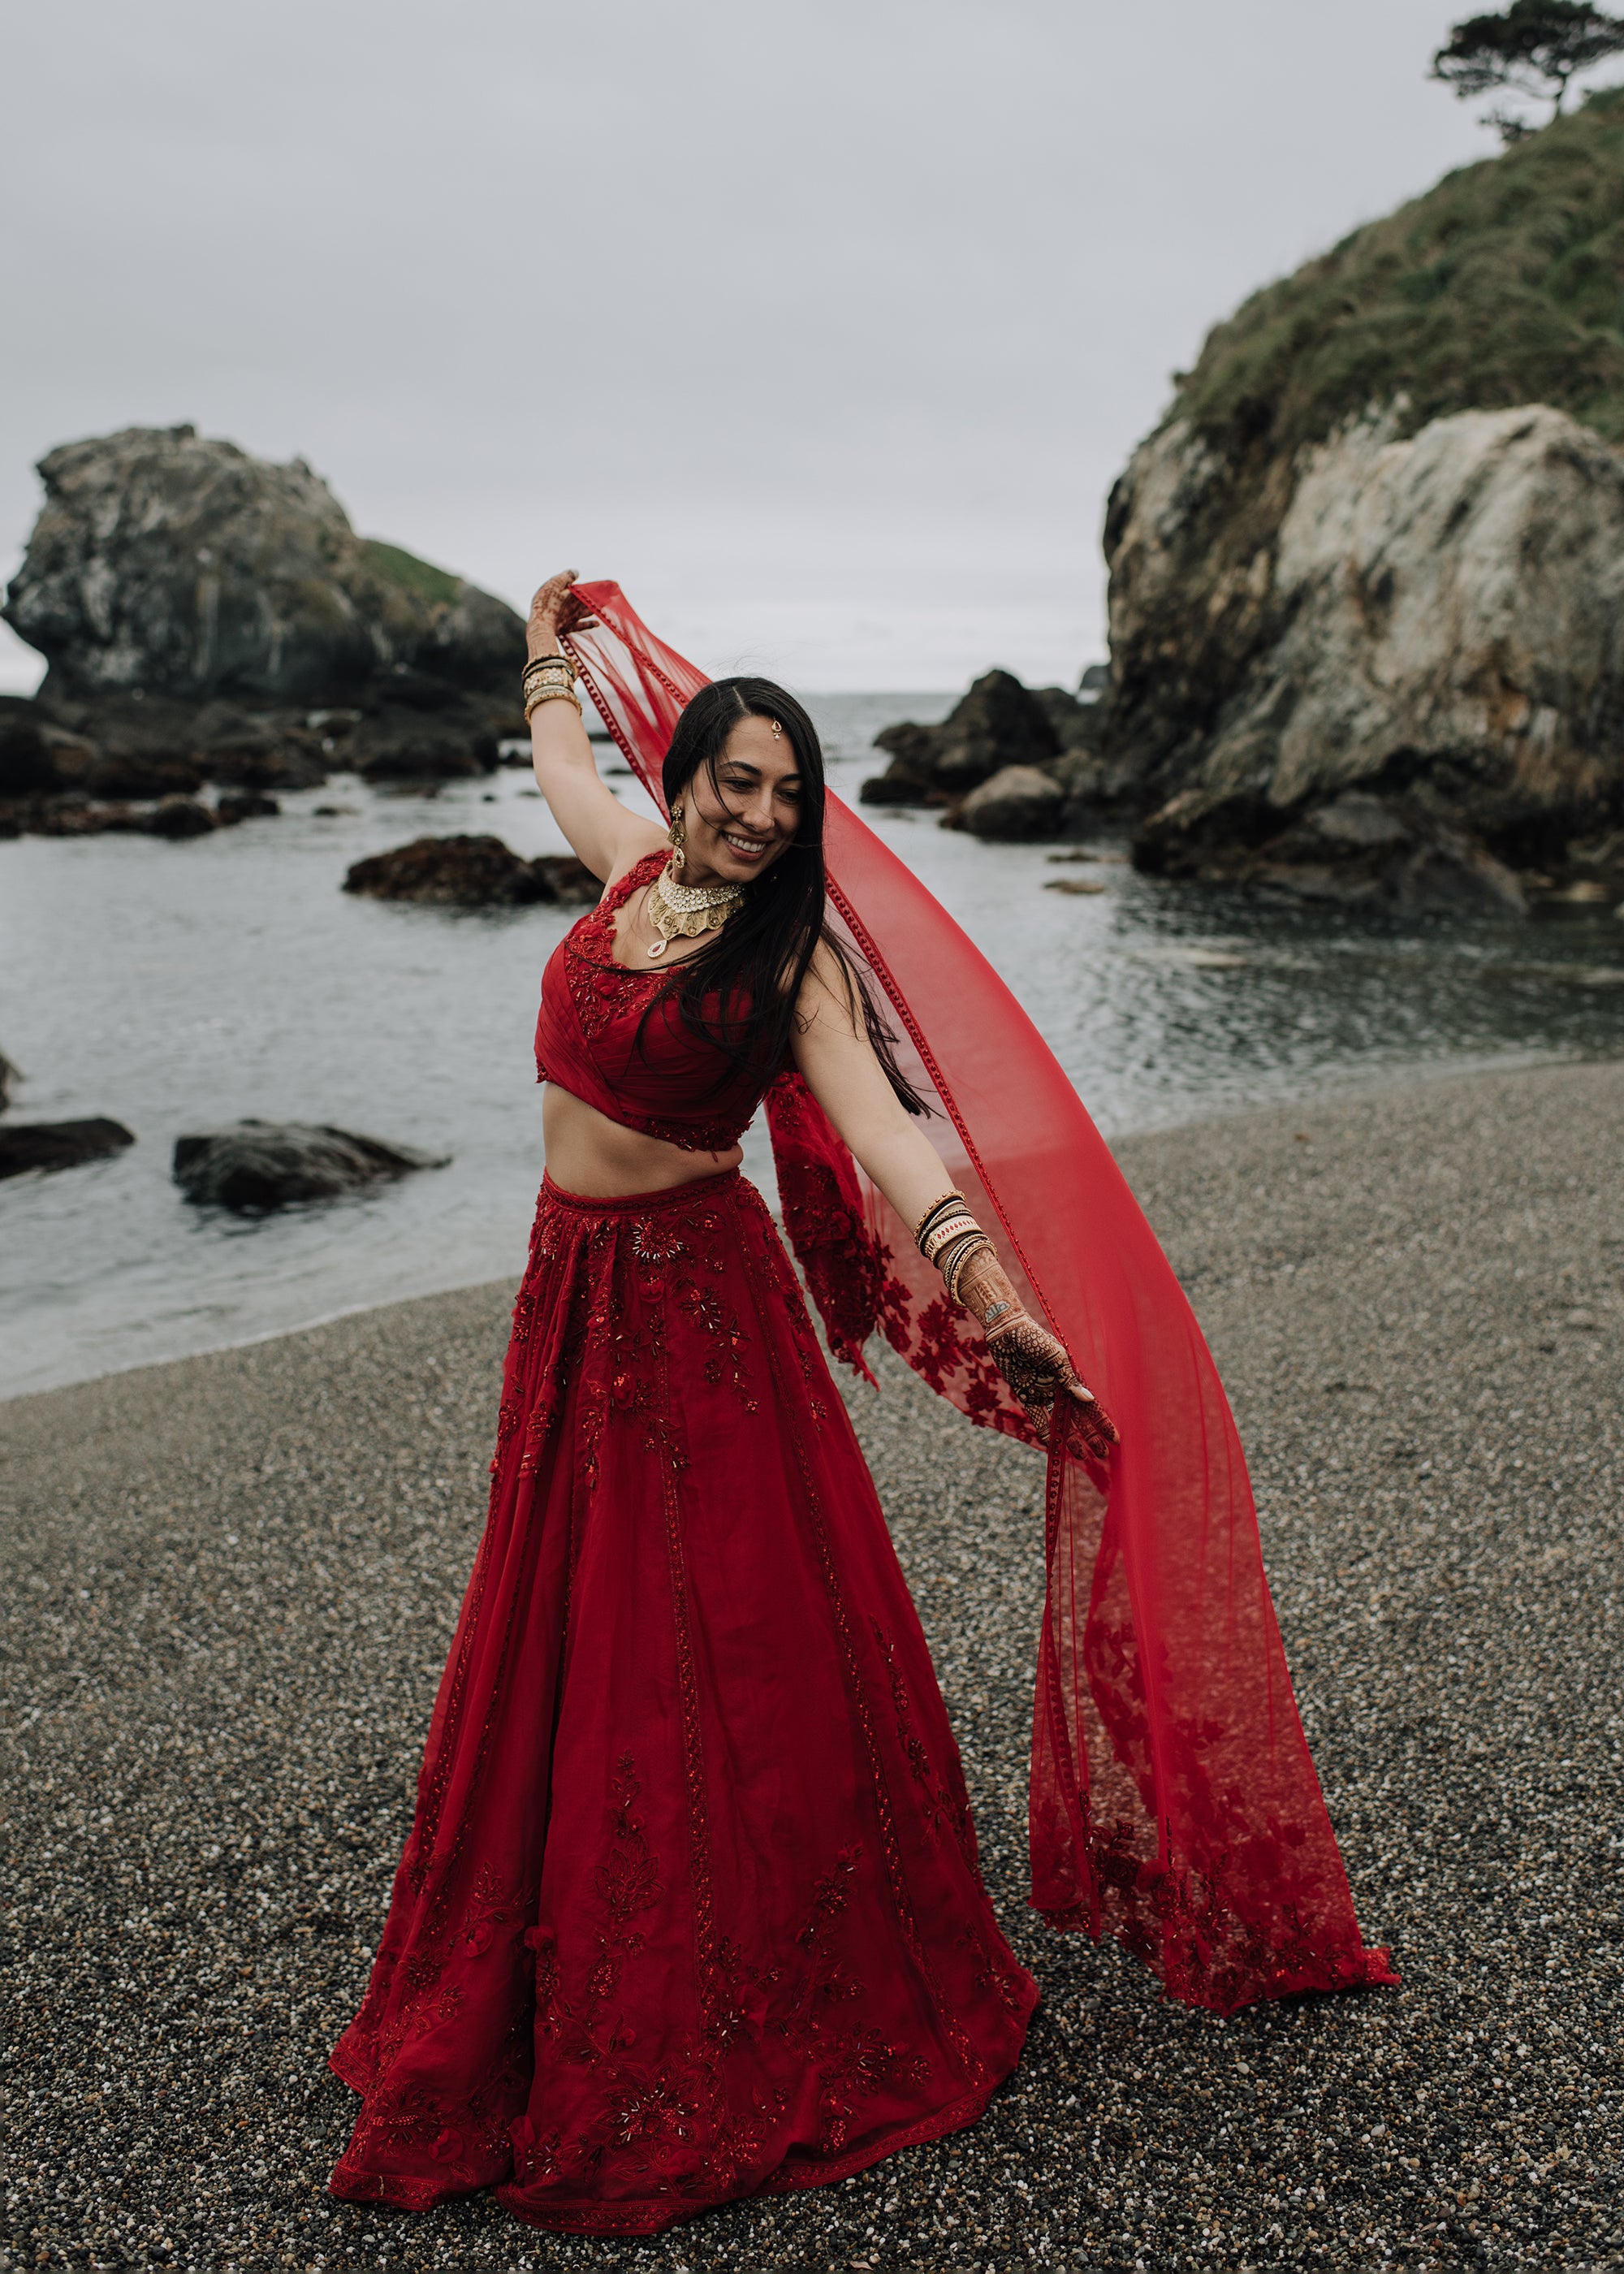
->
[954, 1245, 1121, 1459]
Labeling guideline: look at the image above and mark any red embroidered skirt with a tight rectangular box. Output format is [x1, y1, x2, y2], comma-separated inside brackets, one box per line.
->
[328, 1169, 1036, 2235]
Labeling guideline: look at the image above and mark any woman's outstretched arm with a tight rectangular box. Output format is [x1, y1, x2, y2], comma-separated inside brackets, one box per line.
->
[792, 942, 1117, 1450]
[525, 570, 665, 885]
[789, 943, 961, 1230]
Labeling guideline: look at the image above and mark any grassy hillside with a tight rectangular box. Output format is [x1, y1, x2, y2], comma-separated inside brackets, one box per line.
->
[360, 538, 463, 607]
[1173, 85, 1624, 458]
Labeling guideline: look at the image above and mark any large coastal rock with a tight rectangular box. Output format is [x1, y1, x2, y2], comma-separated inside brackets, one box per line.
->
[1112, 404, 1624, 896]
[2, 425, 525, 704]
[172, 1121, 449, 1213]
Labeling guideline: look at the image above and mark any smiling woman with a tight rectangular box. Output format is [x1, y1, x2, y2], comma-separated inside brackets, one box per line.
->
[326, 572, 1118, 2235]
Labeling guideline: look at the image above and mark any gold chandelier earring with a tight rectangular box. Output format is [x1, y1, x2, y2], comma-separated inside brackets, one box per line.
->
[667, 801, 688, 872]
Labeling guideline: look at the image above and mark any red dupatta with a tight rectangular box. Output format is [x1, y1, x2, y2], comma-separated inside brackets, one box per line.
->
[563, 583, 1395, 2017]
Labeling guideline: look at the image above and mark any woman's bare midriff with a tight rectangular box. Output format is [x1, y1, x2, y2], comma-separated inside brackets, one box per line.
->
[542, 1081, 744, 1199]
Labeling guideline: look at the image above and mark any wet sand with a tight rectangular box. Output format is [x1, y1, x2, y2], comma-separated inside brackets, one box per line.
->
[2, 1058, 1621, 2270]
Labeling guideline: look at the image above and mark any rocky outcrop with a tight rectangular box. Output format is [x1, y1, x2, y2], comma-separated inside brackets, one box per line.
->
[343, 835, 600, 908]
[0, 1118, 136, 1180]
[1103, 400, 1624, 908]
[861, 672, 1063, 806]
[858, 671, 1121, 840]
[3, 426, 526, 705]
[172, 1121, 449, 1213]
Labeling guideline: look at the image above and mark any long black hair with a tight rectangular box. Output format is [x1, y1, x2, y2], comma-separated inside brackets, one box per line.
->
[643, 677, 928, 1114]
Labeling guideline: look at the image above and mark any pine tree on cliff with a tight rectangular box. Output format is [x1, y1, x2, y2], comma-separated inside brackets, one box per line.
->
[1432, 0, 1624, 141]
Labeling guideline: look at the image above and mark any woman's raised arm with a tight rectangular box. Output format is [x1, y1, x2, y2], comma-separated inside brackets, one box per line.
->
[525, 571, 666, 886]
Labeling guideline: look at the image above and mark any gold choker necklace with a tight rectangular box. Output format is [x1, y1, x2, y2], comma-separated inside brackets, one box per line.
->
[645, 862, 745, 959]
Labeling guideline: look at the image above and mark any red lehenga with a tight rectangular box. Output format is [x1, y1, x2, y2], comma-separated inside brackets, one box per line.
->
[330, 590, 1394, 2235]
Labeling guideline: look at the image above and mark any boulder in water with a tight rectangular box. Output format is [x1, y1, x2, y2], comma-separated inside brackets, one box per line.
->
[144, 795, 217, 840]
[215, 790, 280, 824]
[0, 1118, 136, 1180]
[946, 764, 1067, 841]
[172, 1120, 450, 1212]
[343, 834, 600, 907]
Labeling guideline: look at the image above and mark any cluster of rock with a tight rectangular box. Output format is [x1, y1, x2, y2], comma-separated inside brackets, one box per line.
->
[0, 426, 529, 838]
[860, 670, 1126, 841]
[0, 1043, 449, 1213]
[343, 835, 599, 908]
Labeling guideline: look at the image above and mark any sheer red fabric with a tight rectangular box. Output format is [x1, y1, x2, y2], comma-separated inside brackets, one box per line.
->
[564, 583, 1395, 2016]
[330, 1171, 1034, 2230]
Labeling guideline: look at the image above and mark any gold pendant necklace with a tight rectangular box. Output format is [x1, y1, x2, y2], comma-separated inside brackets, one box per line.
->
[644, 861, 745, 959]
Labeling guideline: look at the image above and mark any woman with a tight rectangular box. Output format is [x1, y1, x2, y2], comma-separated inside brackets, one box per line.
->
[330, 574, 1393, 2234]
[328, 571, 1117, 2233]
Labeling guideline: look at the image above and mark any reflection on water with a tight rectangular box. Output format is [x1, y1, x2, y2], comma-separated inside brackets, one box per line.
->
[2, 690, 1620, 1397]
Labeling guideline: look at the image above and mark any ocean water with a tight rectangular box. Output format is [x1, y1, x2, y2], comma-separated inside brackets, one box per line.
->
[3, 691, 1622, 1399]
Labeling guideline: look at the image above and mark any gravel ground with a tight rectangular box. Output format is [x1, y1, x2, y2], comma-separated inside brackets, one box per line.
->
[2, 1059, 1622, 2272]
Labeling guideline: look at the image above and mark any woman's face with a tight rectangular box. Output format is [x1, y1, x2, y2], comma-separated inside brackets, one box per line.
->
[677, 716, 804, 886]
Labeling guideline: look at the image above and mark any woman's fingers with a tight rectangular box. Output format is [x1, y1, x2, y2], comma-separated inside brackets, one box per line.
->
[528, 570, 579, 625]
[1065, 1374, 1121, 1450]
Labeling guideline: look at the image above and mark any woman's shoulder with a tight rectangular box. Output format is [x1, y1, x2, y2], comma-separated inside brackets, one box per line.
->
[602, 846, 668, 905]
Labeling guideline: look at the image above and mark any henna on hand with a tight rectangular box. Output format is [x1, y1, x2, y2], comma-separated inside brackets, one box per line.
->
[526, 570, 598, 660]
[954, 1245, 1121, 1455]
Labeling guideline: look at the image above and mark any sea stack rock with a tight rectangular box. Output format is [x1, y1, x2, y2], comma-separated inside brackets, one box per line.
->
[1112, 404, 1624, 902]
[2, 426, 525, 705]
[1090, 96, 1624, 909]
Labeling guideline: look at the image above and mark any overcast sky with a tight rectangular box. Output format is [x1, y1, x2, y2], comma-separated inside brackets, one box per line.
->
[0, 0, 1576, 692]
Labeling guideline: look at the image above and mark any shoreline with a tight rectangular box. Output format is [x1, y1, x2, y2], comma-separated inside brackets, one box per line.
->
[4, 1054, 1622, 2266]
[3, 1040, 1609, 1408]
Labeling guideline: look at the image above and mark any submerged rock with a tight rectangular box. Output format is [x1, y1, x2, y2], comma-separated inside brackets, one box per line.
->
[0, 1118, 136, 1180]
[2, 424, 525, 704]
[343, 835, 599, 908]
[172, 1120, 450, 1212]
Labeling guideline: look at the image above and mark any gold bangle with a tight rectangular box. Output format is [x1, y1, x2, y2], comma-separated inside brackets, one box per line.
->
[913, 1189, 969, 1248]
[941, 1232, 994, 1303]
[921, 1213, 980, 1267]
[525, 684, 583, 722]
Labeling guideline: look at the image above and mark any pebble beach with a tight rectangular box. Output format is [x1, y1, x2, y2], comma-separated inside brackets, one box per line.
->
[2, 1057, 1621, 2271]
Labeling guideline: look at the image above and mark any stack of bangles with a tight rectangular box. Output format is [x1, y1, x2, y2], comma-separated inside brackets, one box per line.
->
[914, 1190, 1006, 1315]
[523, 649, 582, 722]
